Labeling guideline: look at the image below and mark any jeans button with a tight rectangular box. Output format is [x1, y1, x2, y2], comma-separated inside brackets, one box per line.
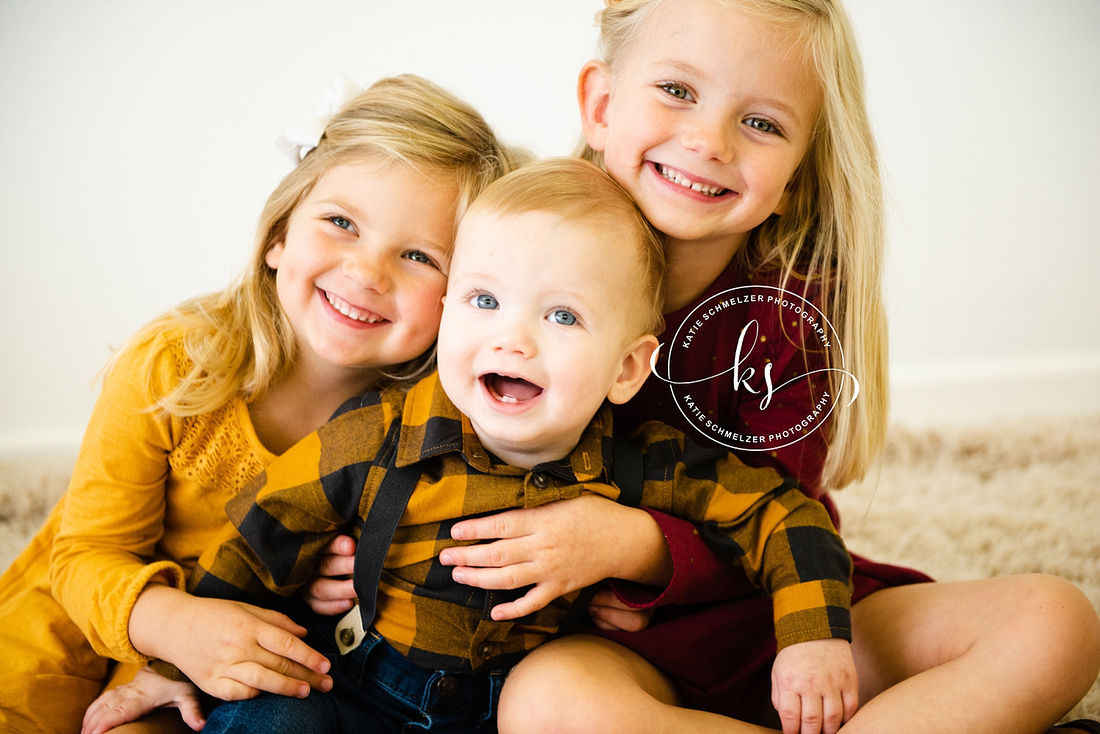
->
[338, 627, 356, 647]
[436, 675, 458, 697]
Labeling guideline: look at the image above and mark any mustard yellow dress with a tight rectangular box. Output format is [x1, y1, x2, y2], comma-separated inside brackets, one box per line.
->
[0, 328, 274, 734]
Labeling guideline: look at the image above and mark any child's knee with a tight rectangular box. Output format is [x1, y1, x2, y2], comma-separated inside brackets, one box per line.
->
[1011, 574, 1100, 684]
[500, 649, 588, 734]
[498, 640, 629, 734]
[1018, 574, 1098, 635]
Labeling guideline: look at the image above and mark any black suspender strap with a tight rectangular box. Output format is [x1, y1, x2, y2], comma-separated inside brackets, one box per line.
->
[610, 434, 644, 509]
[352, 424, 420, 630]
[550, 433, 645, 638]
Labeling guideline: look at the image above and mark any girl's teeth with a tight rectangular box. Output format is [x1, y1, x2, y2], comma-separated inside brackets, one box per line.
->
[325, 292, 382, 323]
[658, 165, 725, 197]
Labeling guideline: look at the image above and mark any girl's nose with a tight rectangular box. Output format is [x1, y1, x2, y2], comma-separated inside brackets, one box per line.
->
[680, 112, 736, 163]
[343, 250, 390, 293]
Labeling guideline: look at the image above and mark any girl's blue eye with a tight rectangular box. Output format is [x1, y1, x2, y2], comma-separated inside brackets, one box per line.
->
[330, 216, 353, 230]
[549, 310, 577, 326]
[472, 293, 498, 310]
[745, 117, 778, 134]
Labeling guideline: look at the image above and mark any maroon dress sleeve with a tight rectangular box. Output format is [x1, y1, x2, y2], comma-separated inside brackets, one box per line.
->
[608, 510, 736, 607]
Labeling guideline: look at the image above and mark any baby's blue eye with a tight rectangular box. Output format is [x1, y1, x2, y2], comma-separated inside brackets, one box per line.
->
[406, 251, 431, 264]
[472, 293, 498, 310]
[550, 310, 577, 326]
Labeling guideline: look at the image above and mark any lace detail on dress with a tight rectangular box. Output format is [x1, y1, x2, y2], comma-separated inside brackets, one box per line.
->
[162, 337, 267, 496]
[169, 401, 267, 496]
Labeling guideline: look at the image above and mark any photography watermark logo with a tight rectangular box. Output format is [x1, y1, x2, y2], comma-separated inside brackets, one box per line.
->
[650, 285, 859, 451]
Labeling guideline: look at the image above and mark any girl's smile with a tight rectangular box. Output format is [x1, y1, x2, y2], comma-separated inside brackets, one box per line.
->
[322, 289, 387, 324]
[653, 162, 733, 199]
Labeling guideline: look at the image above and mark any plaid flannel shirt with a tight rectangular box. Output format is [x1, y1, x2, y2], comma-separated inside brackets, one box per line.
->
[190, 372, 851, 671]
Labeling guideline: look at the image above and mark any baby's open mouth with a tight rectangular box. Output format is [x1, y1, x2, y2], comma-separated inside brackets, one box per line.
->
[482, 373, 544, 404]
[655, 163, 729, 197]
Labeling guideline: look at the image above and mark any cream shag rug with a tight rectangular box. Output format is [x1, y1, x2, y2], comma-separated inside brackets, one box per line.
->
[2, 415, 1098, 720]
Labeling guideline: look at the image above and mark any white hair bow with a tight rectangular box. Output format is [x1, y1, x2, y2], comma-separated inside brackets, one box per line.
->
[276, 73, 362, 164]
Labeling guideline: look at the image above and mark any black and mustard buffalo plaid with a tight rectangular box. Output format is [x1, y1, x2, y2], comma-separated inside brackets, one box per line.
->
[190, 372, 851, 672]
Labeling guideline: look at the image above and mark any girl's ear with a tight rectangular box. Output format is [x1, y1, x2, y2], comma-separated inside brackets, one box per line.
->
[265, 242, 285, 269]
[607, 334, 659, 405]
[773, 188, 790, 216]
[578, 60, 612, 153]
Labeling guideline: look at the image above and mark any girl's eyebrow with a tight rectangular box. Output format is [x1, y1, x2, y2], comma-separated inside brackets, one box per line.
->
[313, 196, 360, 214]
[654, 58, 705, 78]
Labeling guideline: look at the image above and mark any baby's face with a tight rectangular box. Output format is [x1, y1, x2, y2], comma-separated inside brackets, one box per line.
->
[437, 209, 652, 469]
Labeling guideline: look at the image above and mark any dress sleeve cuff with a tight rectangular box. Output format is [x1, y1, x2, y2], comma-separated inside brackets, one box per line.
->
[111, 561, 186, 663]
[609, 509, 730, 608]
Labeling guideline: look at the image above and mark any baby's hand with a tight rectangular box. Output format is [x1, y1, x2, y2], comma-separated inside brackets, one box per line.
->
[82, 666, 204, 734]
[300, 534, 357, 615]
[440, 494, 661, 621]
[771, 637, 858, 734]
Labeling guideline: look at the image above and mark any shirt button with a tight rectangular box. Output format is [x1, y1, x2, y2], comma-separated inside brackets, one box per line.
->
[531, 472, 550, 489]
[338, 627, 356, 647]
[478, 642, 495, 659]
[436, 675, 458, 697]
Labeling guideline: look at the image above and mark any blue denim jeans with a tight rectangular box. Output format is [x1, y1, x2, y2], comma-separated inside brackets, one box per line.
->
[204, 609, 505, 734]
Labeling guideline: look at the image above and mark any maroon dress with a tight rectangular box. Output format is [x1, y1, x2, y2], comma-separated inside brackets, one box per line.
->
[601, 259, 932, 719]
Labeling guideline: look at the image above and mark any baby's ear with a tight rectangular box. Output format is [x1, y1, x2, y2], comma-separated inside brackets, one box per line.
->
[607, 334, 659, 405]
[578, 61, 612, 153]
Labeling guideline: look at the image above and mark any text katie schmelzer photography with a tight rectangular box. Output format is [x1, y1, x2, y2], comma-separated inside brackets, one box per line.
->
[651, 285, 859, 452]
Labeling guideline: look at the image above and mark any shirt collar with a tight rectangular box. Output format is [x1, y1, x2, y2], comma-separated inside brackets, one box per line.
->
[394, 371, 612, 483]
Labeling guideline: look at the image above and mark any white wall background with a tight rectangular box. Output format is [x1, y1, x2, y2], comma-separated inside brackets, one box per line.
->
[1, 0, 1098, 453]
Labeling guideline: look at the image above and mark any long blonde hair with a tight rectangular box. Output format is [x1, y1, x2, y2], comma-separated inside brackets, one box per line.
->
[121, 74, 526, 417]
[585, 0, 887, 489]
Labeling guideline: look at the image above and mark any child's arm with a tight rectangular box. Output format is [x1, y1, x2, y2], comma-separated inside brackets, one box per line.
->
[50, 334, 199, 664]
[636, 428, 851, 648]
[666, 434, 855, 734]
[126, 578, 330, 702]
[49, 334, 336, 702]
[81, 665, 206, 734]
[157, 405, 386, 696]
[442, 496, 739, 624]
[771, 638, 858, 734]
